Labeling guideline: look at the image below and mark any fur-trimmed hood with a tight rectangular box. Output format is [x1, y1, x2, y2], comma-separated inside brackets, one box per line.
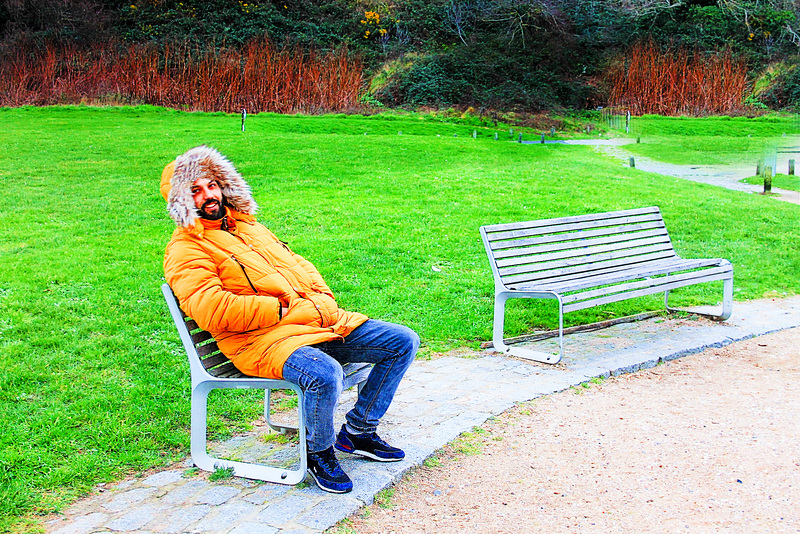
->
[160, 146, 259, 229]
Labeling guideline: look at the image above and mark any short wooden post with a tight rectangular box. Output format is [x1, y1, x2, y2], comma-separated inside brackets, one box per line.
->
[789, 159, 795, 175]
[473, 130, 477, 139]
[518, 133, 522, 143]
[637, 136, 641, 144]
[550, 126, 556, 136]
[629, 156, 635, 168]
[756, 162, 762, 176]
[494, 132, 498, 141]
[764, 166, 773, 193]
[509, 128, 513, 138]
[241, 108, 247, 132]
[540, 133, 545, 144]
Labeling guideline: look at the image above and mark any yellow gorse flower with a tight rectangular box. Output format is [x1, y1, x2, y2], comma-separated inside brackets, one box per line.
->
[362, 10, 387, 39]
[364, 11, 380, 24]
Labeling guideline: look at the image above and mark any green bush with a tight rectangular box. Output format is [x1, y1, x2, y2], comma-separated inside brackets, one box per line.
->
[784, 62, 800, 109]
[372, 46, 600, 111]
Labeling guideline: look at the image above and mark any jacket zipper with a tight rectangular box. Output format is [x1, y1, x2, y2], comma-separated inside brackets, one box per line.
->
[230, 255, 259, 294]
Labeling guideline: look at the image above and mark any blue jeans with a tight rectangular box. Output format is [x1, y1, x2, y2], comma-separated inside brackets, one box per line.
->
[281, 319, 419, 453]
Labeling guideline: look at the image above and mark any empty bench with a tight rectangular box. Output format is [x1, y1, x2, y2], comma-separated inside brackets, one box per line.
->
[480, 206, 733, 364]
[162, 283, 371, 484]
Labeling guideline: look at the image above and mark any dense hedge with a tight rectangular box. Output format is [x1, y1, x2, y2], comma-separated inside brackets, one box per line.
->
[2, 0, 799, 112]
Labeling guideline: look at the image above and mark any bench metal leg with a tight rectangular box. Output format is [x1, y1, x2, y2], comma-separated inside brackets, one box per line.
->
[191, 381, 307, 485]
[664, 272, 733, 322]
[492, 291, 563, 364]
[265, 389, 299, 434]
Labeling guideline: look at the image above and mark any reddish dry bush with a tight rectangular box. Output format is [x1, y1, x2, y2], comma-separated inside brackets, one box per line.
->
[604, 40, 748, 116]
[0, 37, 363, 113]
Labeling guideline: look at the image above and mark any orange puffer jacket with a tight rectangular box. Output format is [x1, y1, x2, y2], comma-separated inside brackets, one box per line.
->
[161, 146, 367, 378]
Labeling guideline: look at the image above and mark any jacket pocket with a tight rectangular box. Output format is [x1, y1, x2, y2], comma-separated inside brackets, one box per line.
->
[281, 298, 322, 327]
[307, 293, 339, 327]
[230, 255, 259, 294]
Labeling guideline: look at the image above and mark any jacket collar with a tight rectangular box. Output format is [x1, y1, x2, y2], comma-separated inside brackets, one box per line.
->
[184, 207, 255, 239]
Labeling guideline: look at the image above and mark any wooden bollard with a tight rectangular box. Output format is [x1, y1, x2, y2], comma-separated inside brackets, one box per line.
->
[241, 108, 247, 132]
[473, 130, 477, 139]
[541, 133, 545, 144]
[494, 132, 498, 141]
[756, 162, 762, 176]
[637, 136, 641, 144]
[518, 133, 522, 143]
[789, 159, 795, 175]
[550, 126, 556, 136]
[764, 166, 773, 193]
[629, 157, 635, 168]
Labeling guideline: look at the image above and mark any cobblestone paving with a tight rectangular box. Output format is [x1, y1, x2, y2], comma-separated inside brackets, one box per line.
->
[47, 297, 800, 534]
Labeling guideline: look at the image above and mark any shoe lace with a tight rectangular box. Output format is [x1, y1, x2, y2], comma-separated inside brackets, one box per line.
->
[313, 448, 343, 475]
[365, 432, 390, 448]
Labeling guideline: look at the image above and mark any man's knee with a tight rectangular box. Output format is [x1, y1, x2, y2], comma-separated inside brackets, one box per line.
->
[396, 324, 420, 362]
[285, 349, 344, 396]
[312, 359, 344, 396]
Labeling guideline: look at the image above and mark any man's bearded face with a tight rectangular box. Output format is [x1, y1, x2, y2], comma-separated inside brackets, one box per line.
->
[191, 177, 225, 220]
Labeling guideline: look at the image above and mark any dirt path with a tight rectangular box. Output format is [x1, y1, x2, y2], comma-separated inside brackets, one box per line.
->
[343, 327, 800, 533]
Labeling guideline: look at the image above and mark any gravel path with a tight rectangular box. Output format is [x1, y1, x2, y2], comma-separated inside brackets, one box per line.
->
[567, 138, 800, 204]
[347, 327, 800, 534]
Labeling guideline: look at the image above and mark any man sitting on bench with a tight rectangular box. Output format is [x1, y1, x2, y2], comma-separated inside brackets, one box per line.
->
[160, 145, 418, 494]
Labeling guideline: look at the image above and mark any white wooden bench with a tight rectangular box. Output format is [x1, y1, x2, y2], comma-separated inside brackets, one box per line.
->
[480, 206, 733, 364]
[162, 283, 371, 484]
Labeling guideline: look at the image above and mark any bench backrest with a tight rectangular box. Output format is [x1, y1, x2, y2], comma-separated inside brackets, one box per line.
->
[480, 206, 678, 290]
[163, 283, 373, 387]
[162, 284, 251, 379]
[181, 310, 251, 379]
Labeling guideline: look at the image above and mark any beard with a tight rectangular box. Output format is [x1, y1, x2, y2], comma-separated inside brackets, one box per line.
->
[198, 198, 226, 220]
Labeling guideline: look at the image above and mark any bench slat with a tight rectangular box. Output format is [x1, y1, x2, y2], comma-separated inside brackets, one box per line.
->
[499, 243, 677, 278]
[491, 224, 668, 256]
[485, 212, 664, 242]
[563, 269, 731, 313]
[210, 362, 249, 378]
[200, 352, 230, 370]
[559, 266, 732, 305]
[196, 342, 222, 357]
[482, 206, 661, 234]
[494, 234, 673, 269]
[191, 330, 214, 344]
[503, 250, 677, 286]
[536, 258, 728, 293]
[343, 363, 372, 389]
[490, 221, 666, 251]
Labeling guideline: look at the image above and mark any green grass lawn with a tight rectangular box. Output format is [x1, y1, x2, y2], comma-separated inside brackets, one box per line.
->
[741, 173, 800, 192]
[1, 106, 799, 532]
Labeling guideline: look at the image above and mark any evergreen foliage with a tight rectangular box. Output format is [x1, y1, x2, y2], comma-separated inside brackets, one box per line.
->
[1, 0, 799, 111]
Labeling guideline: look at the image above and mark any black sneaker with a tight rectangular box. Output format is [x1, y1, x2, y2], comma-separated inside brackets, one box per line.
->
[307, 446, 353, 493]
[335, 424, 405, 462]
